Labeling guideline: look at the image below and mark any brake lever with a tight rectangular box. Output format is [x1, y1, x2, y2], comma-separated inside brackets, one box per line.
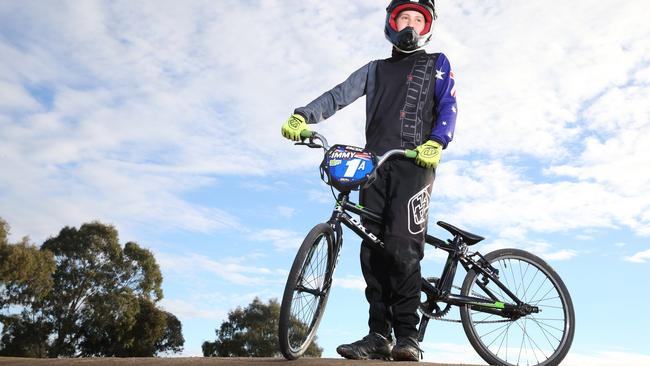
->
[294, 141, 323, 148]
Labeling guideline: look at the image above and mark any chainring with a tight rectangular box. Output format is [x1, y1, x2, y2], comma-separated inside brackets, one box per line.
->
[420, 300, 452, 318]
[419, 277, 453, 319]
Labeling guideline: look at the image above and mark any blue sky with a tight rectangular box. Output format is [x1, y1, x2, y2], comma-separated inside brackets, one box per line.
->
[1, 0, 650, 364]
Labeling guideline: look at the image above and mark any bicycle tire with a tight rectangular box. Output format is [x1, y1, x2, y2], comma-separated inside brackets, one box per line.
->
[279, 223, 335, 359]
[460, 248, 575, 366]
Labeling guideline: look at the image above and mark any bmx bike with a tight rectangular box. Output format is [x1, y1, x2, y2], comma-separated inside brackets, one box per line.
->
[279, 131, 575, 366]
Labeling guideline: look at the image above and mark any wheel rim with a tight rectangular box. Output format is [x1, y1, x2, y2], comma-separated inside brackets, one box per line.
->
[287, 234, 330, 353]
[466, 255, 571, 366]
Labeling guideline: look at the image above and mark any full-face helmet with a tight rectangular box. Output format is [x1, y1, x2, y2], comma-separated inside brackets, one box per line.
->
[384, 0, 437, 53]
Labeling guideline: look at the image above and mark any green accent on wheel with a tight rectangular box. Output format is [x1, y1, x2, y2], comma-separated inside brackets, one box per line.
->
[469, 301, 505, 309]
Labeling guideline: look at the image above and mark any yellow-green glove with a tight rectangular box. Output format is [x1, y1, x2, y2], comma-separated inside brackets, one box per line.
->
[414, 140, 442, 169]
[281, 114, 310, 141]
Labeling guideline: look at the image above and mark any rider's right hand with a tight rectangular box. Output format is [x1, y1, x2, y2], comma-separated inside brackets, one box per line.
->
[281, 114, 310, 141]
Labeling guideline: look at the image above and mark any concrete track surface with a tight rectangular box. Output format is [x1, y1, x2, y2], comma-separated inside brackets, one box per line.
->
[0, 357, 482, 366]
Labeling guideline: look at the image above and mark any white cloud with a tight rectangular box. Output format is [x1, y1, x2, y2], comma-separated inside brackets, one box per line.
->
[420, 341, 485, 364]
[542, 249, 578, 261]
[251, 228, 304, 251]
[334, 275, 366, 291]
[159, 298, 226, 321]
[157, 251, 279, 286]
[2, 0, 648, 242]
[421, 341, 650, 366]
[562, 350, 650, 366]
[435, 160, 618, 233]
[625, 249, 650, 263]
[0, 80, 40, 111]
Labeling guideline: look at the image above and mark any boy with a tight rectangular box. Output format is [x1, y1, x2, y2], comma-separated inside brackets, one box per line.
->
[281, 0, 456, 361]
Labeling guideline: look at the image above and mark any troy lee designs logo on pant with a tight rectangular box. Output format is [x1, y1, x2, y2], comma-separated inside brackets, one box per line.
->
[408, 184, 431, 234]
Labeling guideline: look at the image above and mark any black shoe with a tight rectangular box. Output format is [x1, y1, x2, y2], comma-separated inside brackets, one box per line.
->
[391, 336, 422, 361]
[336, 332, 393, 360]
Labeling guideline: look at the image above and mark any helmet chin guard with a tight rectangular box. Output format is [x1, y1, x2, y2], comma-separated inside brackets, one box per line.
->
[384, 0, 437, 53]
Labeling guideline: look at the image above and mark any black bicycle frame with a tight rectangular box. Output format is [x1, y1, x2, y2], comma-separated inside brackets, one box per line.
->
[423, 235, 529, 315]
[327, 192, 384, 249]
[325, 191, 537, 320]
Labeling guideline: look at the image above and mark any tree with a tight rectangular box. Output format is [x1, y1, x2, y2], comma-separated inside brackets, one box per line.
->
[0, 219, 184, 357]
[202, 298, 323, 357]
[0, 218, 55, 357]
[0, 218, 55, 311]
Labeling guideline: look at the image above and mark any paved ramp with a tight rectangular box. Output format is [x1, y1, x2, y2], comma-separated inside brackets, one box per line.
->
[0, 357, 482, 366]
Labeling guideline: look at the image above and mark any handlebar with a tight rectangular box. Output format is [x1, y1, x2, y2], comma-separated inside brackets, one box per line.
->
[297, 129, 417, 171]
[298, 130, 330, 150]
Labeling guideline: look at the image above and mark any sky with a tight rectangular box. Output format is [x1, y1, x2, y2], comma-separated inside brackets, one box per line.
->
[1, 0, 650, 364]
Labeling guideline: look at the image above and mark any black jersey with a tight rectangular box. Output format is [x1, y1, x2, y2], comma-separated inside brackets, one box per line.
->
[295, 51, 457, 156]
[366, 50, 438, 154]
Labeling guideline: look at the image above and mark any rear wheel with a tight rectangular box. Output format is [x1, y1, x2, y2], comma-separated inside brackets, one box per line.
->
[278, 223, 335, 359]
[460, 248, 575, 366]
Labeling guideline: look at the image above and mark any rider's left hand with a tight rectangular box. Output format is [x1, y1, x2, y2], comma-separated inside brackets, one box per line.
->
[414, 140, 442, 169]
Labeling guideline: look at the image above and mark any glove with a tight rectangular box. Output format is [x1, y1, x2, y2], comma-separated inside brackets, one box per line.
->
[281, 114, 310, 141]
[414, 140, 442, 169]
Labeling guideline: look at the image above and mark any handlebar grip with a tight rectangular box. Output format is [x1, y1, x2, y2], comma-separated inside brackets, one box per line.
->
[404, 149, 417, 159]
[300, 129, 314, 139]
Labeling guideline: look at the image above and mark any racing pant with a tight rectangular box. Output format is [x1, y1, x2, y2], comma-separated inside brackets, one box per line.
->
[359, 159, 434, 339]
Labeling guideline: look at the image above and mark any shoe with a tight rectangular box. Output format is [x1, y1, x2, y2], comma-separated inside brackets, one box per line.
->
[391, 336, 422, 361]
[336, 332, 393, 360]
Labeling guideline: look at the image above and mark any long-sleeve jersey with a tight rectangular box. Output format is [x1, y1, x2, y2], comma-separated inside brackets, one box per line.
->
[295, 51, 457, 155]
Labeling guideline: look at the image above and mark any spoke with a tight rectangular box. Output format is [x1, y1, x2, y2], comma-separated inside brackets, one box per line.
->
[287, 233, 331, 352]
[472, 309, 498, 323]
[475, 320, 511, 339]
[507, 258, 517, 298]
[520, 264, 539, 303]
[526, 274, 548, 304]
[497, 260, 511, 301]
[535, 294, 561, 304]
[515, 317, 550, 361]
[479, 321, 512, 349]
[517, 317, 526, 365]
[495, 320, 508, 362]
[525, 318, 542, 365]
[527, 276, 555, 304]
[304, 238, 328, 292]
[516, 259, 527, 300]
[531, 286, 555, 307]
[529, 315, 565, 334]
[467, 254, 570, 366]
[530, 315, 563, 346]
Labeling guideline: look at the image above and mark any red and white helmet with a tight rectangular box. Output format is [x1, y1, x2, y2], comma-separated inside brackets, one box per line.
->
[384, 0, 437, 53]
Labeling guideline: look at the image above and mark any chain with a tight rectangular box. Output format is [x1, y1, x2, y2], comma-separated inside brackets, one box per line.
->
[427, 289, 513, 324]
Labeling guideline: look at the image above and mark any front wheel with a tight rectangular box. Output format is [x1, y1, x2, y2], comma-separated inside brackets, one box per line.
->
[460, 248, 575, 366]
[279, 223, 335, 359]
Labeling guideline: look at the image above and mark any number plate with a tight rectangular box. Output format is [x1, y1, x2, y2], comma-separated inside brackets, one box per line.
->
[320, 145, 376, 191]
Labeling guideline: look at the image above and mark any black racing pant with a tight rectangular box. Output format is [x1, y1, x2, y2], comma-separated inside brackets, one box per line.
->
[359, 159, 434, 339]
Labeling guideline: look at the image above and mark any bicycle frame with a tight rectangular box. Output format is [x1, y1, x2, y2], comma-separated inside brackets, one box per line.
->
[324, 189, 540, 341]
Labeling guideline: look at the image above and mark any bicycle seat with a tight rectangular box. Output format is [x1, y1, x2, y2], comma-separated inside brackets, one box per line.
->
[437, 221, 485, 246]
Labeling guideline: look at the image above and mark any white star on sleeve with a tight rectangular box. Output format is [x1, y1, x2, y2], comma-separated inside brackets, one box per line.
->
[435, 69, 445, 80]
